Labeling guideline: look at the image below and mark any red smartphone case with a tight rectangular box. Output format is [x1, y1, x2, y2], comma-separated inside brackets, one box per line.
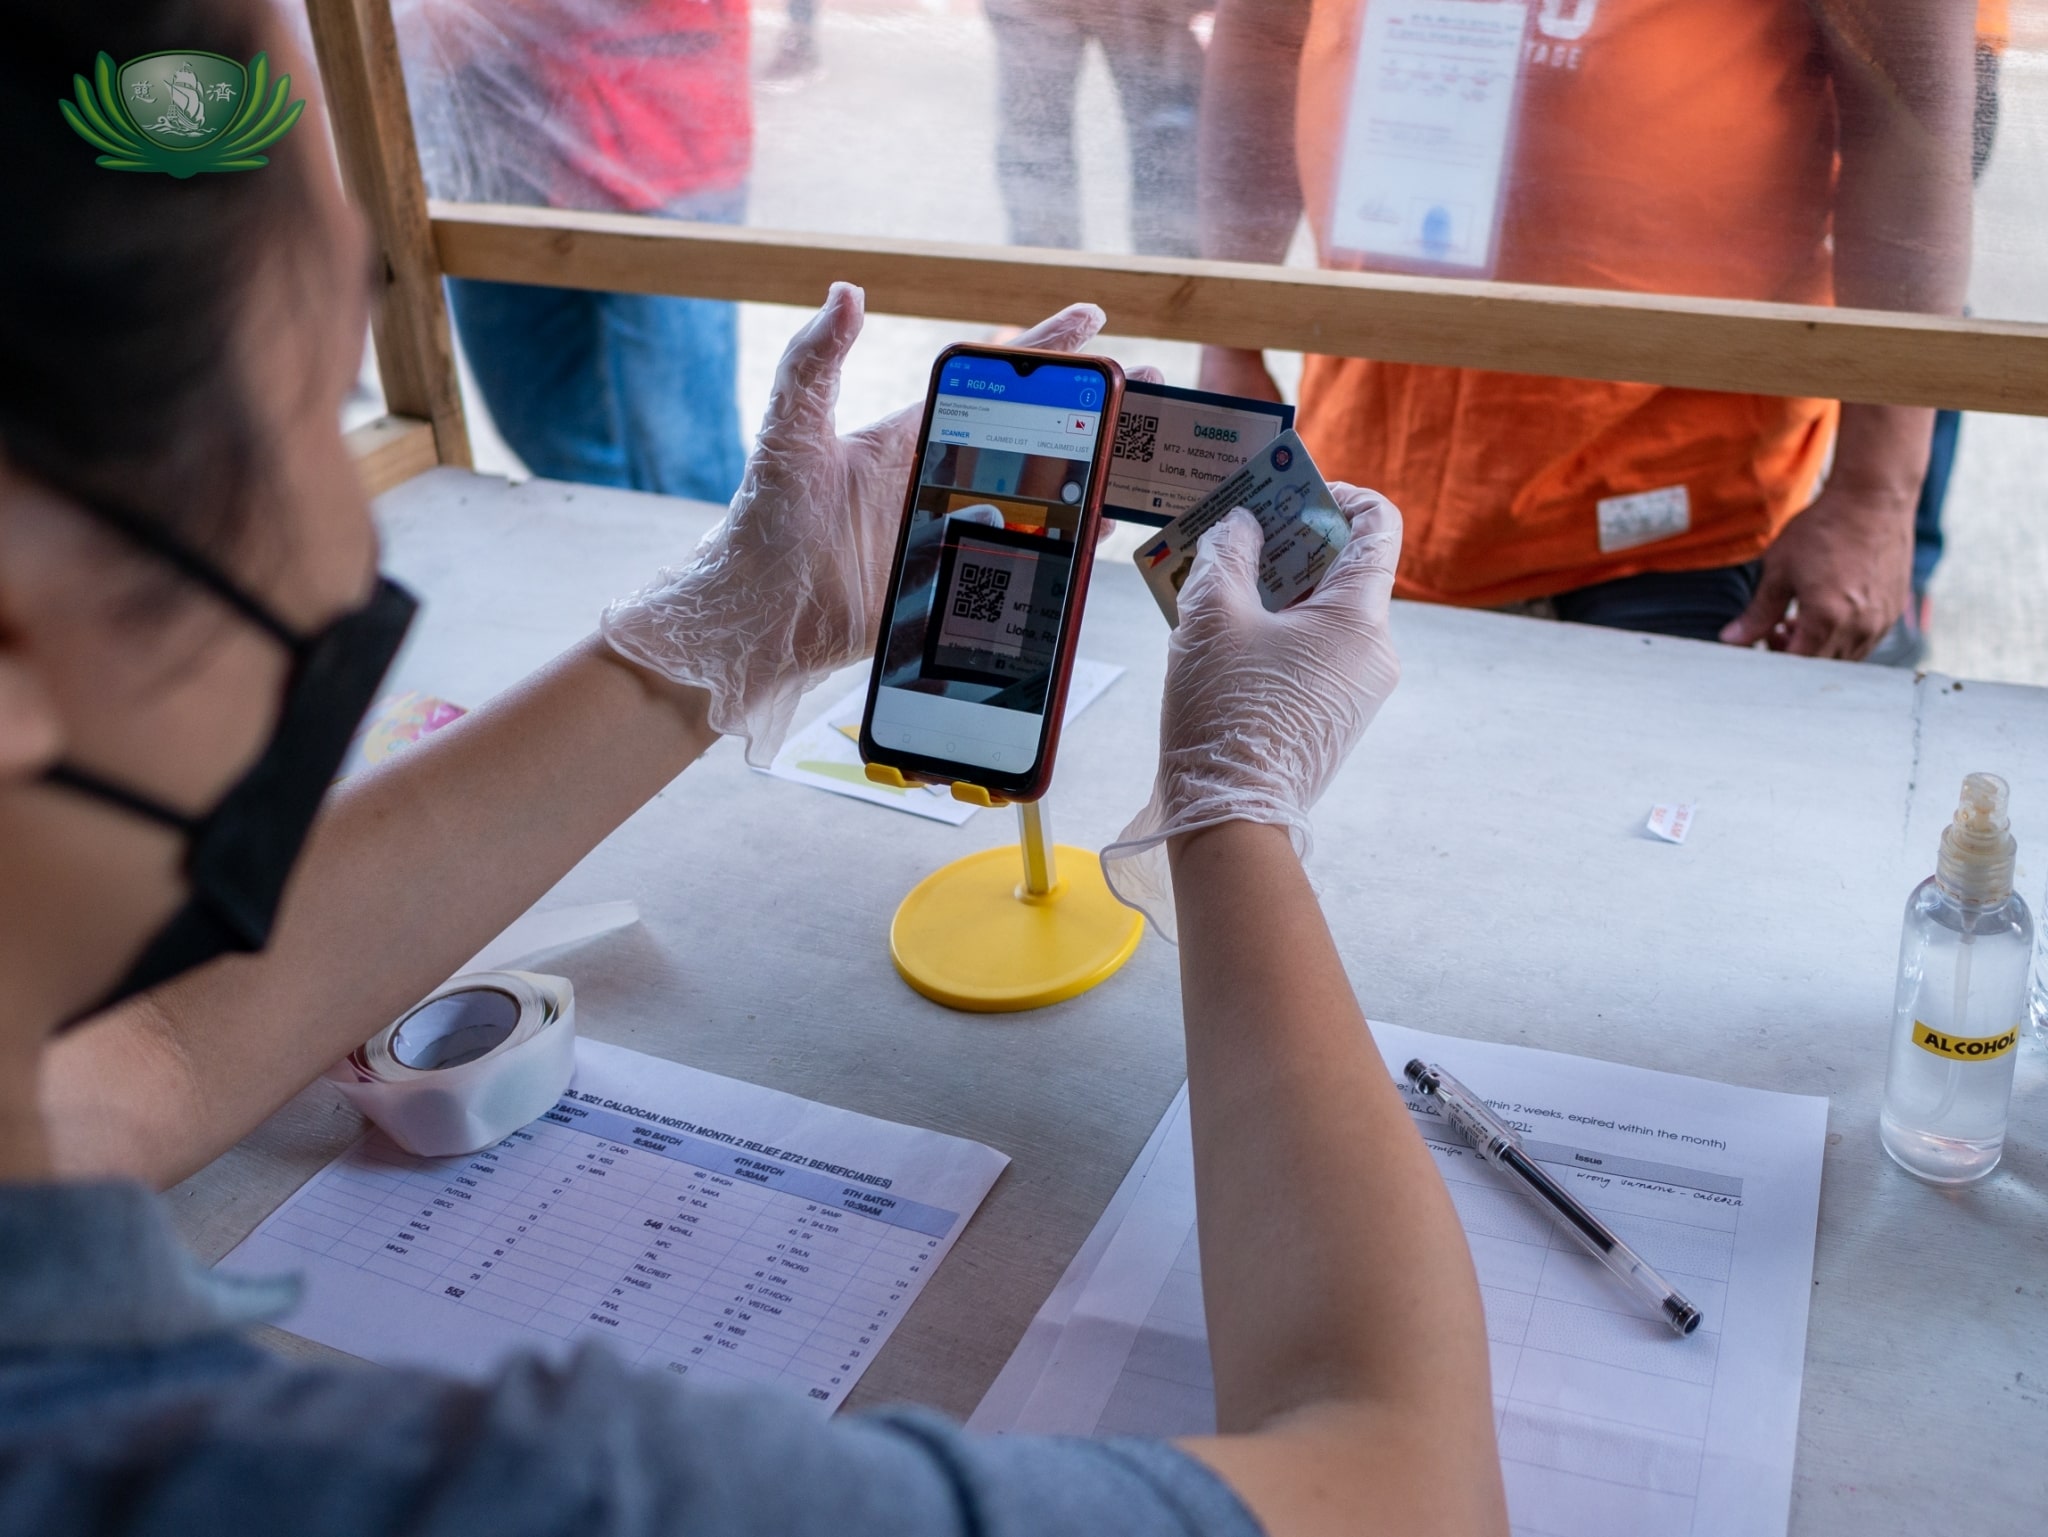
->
[859, 344, 1125, 803]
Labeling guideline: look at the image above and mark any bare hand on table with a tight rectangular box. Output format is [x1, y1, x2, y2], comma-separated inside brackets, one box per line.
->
[1717, 481, 1916, 661]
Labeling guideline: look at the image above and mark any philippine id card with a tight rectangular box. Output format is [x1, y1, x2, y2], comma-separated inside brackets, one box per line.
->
[1134, 431, 1350, 628]
[1105, 380, 1294, 527]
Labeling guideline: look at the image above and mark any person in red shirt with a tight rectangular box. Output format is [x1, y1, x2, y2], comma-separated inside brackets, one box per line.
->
[405, 0, 752, 502]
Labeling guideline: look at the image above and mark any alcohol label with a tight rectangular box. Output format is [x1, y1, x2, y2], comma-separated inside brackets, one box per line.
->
[1911, 1022, 2019, 1062]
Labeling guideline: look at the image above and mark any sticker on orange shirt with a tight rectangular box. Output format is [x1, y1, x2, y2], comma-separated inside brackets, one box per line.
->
[1596, 485, 1691, 554]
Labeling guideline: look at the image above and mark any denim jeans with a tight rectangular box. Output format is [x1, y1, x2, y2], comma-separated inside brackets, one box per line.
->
[1914, 409, 1960, 595]
[1549, 561, 1764, 643]
[982, 0, 1203, 257]
[446, 187, 747, 505]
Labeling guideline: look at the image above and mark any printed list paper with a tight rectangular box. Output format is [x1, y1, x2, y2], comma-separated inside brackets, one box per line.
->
[221, 1038, 1008, 1413]
[971, 1022, 1827, 1537]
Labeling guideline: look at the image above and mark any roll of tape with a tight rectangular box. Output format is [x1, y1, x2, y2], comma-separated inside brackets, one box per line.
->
[327, 970, 576, 1158]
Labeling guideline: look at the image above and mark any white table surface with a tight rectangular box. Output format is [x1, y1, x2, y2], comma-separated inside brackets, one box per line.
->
[170, 468, 2048, 1534]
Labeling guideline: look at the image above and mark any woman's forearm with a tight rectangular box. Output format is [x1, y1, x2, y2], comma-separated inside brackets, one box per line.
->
[40, 636, 718, 1186]
[1170, 821, 1502, 1528]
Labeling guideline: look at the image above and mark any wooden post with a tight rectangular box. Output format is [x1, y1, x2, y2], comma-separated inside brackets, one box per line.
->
[305, 0, 471, 473]
[430, 204, 2048, 418]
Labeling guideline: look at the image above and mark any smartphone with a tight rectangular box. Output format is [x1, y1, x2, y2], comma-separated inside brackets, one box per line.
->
[859, 344, 1125, 802]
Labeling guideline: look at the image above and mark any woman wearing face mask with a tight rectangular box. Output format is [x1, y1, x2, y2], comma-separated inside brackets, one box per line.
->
[3, 5, 1504, 1535]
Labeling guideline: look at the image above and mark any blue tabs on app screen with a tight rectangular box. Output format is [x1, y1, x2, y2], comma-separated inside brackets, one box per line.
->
[938, 355, 1105, 411]
[931, 358, 1104, 466]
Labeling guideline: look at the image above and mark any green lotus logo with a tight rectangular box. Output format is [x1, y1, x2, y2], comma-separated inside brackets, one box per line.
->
[60, 51, 304, 177]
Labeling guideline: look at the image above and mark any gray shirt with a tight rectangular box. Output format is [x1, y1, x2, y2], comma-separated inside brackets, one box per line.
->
[0, 1182, 1261, 1537]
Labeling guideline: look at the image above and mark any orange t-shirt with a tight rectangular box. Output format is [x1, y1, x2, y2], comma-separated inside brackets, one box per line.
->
[1979, 0, 2009, 52]
[1293, 0, 1841, 607]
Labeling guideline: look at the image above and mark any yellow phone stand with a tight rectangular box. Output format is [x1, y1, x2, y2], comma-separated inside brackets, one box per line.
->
[885, 796, 1143, 1013]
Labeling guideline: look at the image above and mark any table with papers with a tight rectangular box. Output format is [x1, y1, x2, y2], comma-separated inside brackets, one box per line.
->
[221, 1038, 1006, 1411]
[170, 470, 2048, 1535]
[973, 1024, 1830, 1537]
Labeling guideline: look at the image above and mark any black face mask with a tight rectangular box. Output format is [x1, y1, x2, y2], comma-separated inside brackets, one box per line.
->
[42, 503, 416, 1023]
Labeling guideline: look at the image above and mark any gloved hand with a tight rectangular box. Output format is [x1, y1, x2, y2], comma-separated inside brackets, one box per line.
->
[601, 282, 1112, 764]
[1102, 486, 1404, 942]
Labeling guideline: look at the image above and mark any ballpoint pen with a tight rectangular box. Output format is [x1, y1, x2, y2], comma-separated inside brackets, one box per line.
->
[1404, 1059, 1704, 1338]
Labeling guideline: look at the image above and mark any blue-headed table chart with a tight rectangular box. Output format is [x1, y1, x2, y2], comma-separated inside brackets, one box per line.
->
[240, 1079, 979, 1411]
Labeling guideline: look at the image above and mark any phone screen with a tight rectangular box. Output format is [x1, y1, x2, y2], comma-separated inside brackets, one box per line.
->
[868, 354, 1109, 778]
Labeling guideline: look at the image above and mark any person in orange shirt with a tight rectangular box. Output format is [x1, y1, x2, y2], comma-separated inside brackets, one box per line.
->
[1199, 0, 1976, 659]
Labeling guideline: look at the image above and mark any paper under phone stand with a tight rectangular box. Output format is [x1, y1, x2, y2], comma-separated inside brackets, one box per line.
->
[864, 769, 1142, 1012]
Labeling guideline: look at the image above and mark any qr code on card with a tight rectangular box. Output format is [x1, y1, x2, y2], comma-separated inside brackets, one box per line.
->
[951, 561, 1011, 624]
[1113, 411, 1159, 464]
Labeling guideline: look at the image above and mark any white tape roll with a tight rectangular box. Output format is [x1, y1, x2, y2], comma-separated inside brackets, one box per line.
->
[327, 970, 577, 1158]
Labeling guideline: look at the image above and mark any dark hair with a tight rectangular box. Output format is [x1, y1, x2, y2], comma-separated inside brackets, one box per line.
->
[1, 0, 317, 570]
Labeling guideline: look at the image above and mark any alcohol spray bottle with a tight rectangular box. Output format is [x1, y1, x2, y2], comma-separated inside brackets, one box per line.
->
[1880, 773, 2032, 1184]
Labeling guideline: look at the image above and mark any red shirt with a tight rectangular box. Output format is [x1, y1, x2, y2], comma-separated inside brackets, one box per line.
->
[536, 0, 753, 212]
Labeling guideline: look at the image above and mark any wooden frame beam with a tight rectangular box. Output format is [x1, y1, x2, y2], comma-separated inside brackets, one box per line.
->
[433, 201, 2048, 419]
[307, 0, 470, 474]
[345, 414, 439, 497]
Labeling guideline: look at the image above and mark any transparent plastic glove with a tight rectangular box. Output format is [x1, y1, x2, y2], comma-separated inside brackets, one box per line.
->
[601, 283, 1110, 765]
[1102, 487, 1404, 943]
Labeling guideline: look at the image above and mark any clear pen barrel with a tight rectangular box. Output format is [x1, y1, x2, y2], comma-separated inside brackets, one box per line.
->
[1404, 1060, 1702, 1337]
[1590, 1228, 1701, 1337]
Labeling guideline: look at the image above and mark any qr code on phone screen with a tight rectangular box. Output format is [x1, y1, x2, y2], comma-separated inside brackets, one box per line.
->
[952, 562, 1011, 625]
[1114, 411, 1159, 464]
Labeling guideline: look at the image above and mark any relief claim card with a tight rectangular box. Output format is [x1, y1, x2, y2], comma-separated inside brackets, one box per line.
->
[1134, 431, 1350, 627]
[1105, 380, 1294, 526]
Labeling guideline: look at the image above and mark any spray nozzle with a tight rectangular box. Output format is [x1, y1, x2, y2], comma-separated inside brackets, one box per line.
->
[1955, 773, 2009, 839]
[1937, 772, 2017, 905]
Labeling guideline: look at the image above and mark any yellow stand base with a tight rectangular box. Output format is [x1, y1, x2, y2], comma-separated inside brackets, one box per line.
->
[889, 803, 1142, 1013]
